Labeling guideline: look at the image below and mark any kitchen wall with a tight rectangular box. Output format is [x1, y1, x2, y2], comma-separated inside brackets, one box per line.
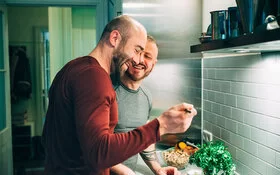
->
[123, 0, 202, 59]
[203, 52, 280, 175]
[143, 58, 202, 142]
[123, 0, 203, 145]
[124, 1, 280, 174]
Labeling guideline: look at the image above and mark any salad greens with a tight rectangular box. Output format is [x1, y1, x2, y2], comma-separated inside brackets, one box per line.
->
[189, 141, 235, 175]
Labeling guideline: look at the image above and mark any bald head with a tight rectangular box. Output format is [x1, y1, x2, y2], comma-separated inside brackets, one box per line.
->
[99, 15, 147, 45]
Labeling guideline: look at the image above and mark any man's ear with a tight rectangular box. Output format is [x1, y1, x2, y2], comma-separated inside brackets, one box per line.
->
[109, 30, 121, 47]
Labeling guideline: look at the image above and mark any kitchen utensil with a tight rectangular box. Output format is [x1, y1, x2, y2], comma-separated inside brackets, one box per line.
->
[206, 24, 212, 36]
[210, 10, 228, 40]
[227, 7, 241, 38]
[262, 0, 279, 23]
[236, 0, 265, 34]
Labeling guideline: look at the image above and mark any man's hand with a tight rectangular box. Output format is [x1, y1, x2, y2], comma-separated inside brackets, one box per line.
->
[110, 163, 136, 175]
[156, 166, 181, 175]
[157, 103, 197, 136]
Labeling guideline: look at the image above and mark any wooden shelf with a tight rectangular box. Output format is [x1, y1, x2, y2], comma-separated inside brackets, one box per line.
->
[190, 28, 280, 53]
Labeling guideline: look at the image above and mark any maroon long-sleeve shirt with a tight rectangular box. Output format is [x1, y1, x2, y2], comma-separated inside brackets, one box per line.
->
[42, 56, 160, 175]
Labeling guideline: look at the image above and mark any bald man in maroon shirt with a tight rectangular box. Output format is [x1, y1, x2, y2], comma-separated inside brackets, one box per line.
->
[42, 15, 197, 175]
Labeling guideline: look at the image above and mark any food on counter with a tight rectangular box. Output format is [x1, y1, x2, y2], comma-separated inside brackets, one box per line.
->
[183, 145, 199, 155]
[163, 148, 190, 170]
[175, 141, 199, 155]
[162, 141, 199, 169]
[190, 141, 235, 175]
[175, 141, 187, 150]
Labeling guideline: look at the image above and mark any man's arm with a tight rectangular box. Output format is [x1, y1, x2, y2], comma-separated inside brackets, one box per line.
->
[140, 144, 181, 175]
[110, 164, 136, 175]
[74, 68, 196, 170]
[140, 144, 161, 174]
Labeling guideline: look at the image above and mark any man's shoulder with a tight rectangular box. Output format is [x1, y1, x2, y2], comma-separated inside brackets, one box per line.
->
[140, 85, 151, 96]
[139, 85, 152, 103]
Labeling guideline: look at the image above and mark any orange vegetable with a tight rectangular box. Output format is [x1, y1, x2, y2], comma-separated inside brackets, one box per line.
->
[176, 141, 187, 150]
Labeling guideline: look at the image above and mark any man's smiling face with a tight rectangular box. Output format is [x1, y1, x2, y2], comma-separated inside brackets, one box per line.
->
[125, 39, 158, 81]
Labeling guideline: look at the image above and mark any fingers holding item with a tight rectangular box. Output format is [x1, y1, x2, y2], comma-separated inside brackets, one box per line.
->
[166, 166, 181, 175]
[157, 167, 181, 175]
[186, 105, 197, 117]
[157, 102, 197, 136]
[171, 103, 197, 117]
[171, 103, 192, 112]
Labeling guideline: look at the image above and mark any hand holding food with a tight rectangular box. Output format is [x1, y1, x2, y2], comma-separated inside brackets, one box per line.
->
[157, 103, 197, 136]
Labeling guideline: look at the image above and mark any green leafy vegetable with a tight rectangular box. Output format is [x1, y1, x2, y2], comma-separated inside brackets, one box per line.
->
[189, 141, 235, 175]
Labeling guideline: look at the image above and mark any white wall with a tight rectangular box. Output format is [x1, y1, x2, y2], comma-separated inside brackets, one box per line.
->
[123, 0, 202, 59]
[72, 7, 96, 58]
[48, 7, 97, 82]
[48, 7, 72, 81]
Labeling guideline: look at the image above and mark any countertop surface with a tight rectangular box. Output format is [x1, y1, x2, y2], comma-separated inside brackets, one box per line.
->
[135, 148, 204, 175]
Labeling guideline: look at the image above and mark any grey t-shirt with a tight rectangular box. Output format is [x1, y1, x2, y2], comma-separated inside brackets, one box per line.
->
[113, 82, 152, 171]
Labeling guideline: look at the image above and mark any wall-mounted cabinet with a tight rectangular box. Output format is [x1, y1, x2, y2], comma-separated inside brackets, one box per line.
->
[190, 28, 280, 53]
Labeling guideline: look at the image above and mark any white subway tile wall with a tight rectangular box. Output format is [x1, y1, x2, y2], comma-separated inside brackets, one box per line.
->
[143, 58, 202, 140]
[203, 52, 280, 175]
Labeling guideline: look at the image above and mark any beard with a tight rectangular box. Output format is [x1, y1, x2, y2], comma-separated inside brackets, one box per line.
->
[125, 64, 154, 81]
[111, 44, 130, 74]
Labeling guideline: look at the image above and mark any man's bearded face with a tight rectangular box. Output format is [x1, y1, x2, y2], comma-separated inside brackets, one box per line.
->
[112, 42, 131, 74]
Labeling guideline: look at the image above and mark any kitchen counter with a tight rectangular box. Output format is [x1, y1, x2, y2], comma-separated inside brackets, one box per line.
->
[135, 145, 204, 175]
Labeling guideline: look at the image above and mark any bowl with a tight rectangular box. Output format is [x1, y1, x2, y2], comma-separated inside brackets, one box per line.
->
[156, 143, 199, 170]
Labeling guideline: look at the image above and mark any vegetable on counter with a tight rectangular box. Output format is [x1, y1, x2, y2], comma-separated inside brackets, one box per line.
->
[161, 140, 199, 170]
[175, 141, 199, 155]
[189, 141, 235, 175]
[175, 141, 187, 150]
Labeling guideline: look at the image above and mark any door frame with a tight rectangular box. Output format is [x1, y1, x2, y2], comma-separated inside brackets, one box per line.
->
[33, 26, 48, 136]
[0, 4, 13, 175]
[1, 1, 109, 174]
[5, 0, 108, 42]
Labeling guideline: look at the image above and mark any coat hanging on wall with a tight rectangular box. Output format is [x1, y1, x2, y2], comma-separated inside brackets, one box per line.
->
[9, 46, 32, 103]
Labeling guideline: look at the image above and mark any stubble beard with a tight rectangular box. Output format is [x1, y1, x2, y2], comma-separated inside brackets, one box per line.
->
[126, 65, 154, 81]
[112, 44, 130, 74]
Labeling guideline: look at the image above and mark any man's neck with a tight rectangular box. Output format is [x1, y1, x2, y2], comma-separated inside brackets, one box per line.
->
[120, 76, 142, 91]
[88, 44, 113, 74]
